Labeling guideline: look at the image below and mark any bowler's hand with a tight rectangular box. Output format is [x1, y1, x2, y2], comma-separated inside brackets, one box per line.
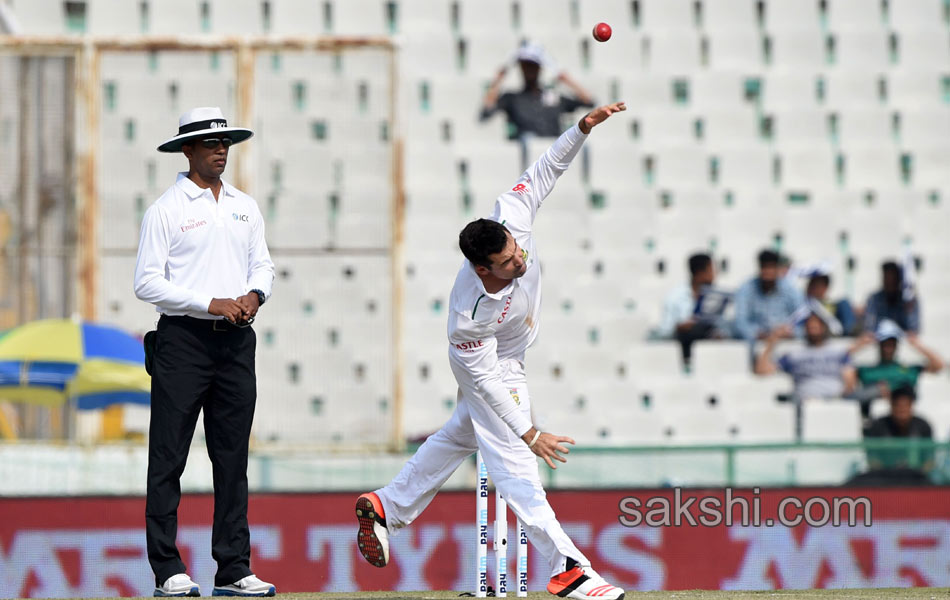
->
[208, 298, 245, 323]
[236, 293, 261, 319]
[579, 101, 626, 133]
[522, 427, 575, 470]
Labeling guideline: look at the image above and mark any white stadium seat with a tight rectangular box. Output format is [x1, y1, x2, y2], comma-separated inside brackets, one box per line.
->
[832, 28, 892, 69]
[715, 146, 775, 191]
[87, 0, 139, 34]
[897, 27, 950, 69]
[764, 0, 823, 31]
[777, 146, 837, 190]
[690, 71, 748, 110]
[761, 71, 821, 110]
[795, 399, 866, 484]
[900, 107, 950, 147]
[802, 400, 863, 441]
[770, 107, 829, 145]
[706, 29, 765, 70]
[398, 0, 453, 35]
[730, 403, 796, 443]
[640, 0, 697, 30]
[826, 0, 886, 29]
[702, 109, 761, 145]
[843, 147, 903, 189]
[644, 30, 704, 73]
[663, 406, 734, 444]
[836, 107, 895, 147]
[208, 0, 264, 34]
[652, 145, 710, 188]
[888, 0, 945, 28]
[635, 109, 696, 148]
[329, 0, 390, 35]
[908, 144, 950, 188]
[690, 341, 752, 379]
[703, 0, 759, 32]
[767, 29, 827, 68]
[823, 70, 887, 109]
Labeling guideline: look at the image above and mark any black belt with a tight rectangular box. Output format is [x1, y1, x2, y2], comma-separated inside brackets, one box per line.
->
[161, 315, 254, 331]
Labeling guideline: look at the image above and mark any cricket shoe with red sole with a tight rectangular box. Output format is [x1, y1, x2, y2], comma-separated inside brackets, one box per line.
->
[355, 492, 389, 567]
[547, 559, 624, 600]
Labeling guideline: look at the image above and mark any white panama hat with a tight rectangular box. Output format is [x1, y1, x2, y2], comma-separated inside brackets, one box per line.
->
[157, 106, 253, 153]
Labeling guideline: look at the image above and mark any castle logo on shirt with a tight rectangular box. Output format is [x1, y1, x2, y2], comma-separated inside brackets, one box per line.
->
[497, 295, 512, 324]
[455, 340, 483, 352]
[180, 219, 208, 232]
[232, 213, 249, 222]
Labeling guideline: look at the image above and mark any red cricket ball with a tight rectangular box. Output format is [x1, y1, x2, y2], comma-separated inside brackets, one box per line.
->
[592, 22, 612, 42]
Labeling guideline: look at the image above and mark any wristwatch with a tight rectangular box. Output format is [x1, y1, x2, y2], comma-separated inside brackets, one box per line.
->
[250, 289, 266, 306]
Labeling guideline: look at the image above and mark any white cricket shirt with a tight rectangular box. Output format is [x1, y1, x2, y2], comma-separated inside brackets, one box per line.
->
[447, 124, 588, 436]
[134, 173, 275, 319]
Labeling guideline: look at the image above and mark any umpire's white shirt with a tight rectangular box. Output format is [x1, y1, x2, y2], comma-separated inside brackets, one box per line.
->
[134, 173, 275, 319]
[447, 124, 587, 437]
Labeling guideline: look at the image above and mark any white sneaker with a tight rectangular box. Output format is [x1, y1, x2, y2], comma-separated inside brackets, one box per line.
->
[547, 560, 624, 600]
[154, 573, 200, 597]
[212, 575, 276, 597]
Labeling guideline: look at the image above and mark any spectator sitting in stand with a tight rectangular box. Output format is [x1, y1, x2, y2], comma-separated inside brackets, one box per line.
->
[865, 261, 920, 334]
[754, 301, 857, 402]
[803, 266, 857, 336]
[656, 253, 730, 369]
[853, 319, 943, 402]
[733, 249, 804, 342]
[864, 385, 934, 473]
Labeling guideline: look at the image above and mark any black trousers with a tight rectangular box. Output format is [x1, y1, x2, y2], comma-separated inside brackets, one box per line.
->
[145, 315, 257, 587]
[674, 321, 716, 365]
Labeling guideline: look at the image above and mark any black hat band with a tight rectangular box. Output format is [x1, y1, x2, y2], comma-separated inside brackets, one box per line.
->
[178, 119, 228, 135]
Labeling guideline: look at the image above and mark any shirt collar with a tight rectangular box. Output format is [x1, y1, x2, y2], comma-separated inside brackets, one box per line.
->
[465, 260, 516, 300]
[175, 172, 236, 200]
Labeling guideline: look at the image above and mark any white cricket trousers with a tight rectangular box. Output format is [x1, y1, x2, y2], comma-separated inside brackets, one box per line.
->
[375, 359, 589, 578]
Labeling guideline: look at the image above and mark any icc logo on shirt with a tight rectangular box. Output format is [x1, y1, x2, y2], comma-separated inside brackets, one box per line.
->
[232, 213, 249, 222]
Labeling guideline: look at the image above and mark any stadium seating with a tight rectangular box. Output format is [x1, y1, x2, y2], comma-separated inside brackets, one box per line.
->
[8, 0, 950, 475]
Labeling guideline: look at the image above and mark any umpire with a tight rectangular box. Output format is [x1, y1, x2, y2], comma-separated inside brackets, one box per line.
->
[134, 107, 276, 597]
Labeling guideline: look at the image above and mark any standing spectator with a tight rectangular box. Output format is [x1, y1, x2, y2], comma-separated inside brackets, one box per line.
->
[804, 268, 857, 335]
[854, 319, 943, 400]
[657, 253, 729, 367]
[755, 307, 857, 401]
[865, 261, 920, 334]
[480, 43, 594, 167]
[864, 385, 934, 472]
[733, 249, 804, 342]
[135, 107, 276, 597]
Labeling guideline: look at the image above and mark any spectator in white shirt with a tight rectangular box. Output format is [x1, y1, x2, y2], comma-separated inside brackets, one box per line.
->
[657, 253, 727, 368]
[755, 305, 857, 402]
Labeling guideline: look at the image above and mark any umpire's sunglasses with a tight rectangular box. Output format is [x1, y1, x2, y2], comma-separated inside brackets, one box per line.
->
[200, 137, 234, 149]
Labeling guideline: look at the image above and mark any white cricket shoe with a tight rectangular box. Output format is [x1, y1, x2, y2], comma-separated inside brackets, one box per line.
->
[547, 559, 624, 600]
[355, 492, 390, 567]
[212, 575, 276, 597]
[154, 573, 200, 597]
